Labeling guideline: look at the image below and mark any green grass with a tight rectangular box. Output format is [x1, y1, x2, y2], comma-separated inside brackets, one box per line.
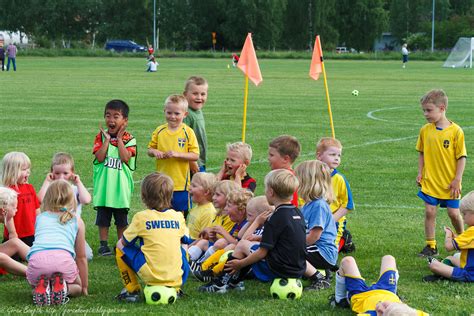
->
[0, 57, 473, 315]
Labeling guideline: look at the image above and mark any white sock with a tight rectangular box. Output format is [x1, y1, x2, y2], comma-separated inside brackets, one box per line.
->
[335, 272, 347, 303]
[200, 246, 216, 262]
[188, 246, 203, 261]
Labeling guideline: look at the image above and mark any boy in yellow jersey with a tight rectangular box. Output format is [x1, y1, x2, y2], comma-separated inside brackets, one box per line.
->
[424, 190, 474, 282]
[416, 89, 467, 257]
[148, 95, 199, 217]
[316, 137, 355, 253]
[115, 173, 189, 302]
[330, 255, 428, 315]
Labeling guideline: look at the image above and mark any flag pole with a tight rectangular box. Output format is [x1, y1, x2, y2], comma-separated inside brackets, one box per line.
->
[241, 74, 249, 143]
[321, 56, 335, 138]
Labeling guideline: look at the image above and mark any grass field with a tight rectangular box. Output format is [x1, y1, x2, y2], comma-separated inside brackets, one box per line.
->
[0, 57, 473, 315]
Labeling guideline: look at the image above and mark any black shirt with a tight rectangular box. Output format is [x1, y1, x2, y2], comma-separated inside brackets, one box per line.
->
[260, 204, 306, 278]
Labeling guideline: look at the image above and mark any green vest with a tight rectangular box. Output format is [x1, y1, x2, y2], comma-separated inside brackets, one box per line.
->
[93, 136, 136, 209]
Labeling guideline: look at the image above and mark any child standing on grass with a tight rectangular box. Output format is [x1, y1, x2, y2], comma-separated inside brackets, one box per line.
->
[0, 187, 29, 276]
[199, 169, 306, 293]
[93, 100, 137, 256]
[38, 152, 93, 260]
[423, 190, 474, 282]
[1, 152, 40, 247]
[268, 135, 301, 206]
[330, 255, 428, 315]
[317, 137, 355, 253]
[217, 142, 256, 192]
[27, 180, 88, 306]
[416, 89, 467, 257]
[183, 76, 209, 173]
[296, 160, 338, 291]
[115, 173, 189, 302]
[148, 95, 199, 216]
[146, 56, 158, 72]
[186, 172, 217, 240]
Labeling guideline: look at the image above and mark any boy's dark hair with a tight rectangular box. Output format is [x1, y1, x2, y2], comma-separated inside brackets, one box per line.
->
[269, 135, 301, 163]
[104, 99, 129, 118]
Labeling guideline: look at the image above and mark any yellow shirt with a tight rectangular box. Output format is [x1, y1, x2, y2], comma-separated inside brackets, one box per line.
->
[330, 170, 354, 214]
[148, 123, 199, 191]
[453, 226, 474, 269]
[186, 202, 217, 240]
[212, 210, 235, 238]
[123, 208, 187, 287]
[416, 122, 467, 199]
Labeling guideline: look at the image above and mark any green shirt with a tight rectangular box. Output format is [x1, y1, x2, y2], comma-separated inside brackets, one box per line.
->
[184, 108, 207, 167]
[93, 135, 136, 209]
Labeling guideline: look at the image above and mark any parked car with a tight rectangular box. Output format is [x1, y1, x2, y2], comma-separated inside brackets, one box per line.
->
[105, 40, 146, 53]
[336, 46, 359, 54]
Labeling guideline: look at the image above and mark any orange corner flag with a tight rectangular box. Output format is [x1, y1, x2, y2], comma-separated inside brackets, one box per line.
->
[309, 35, 323, 80]
[237, 33, 263, 86]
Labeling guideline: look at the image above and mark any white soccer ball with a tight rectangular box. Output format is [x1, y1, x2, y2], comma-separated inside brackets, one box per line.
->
[270, 278, 303, 300]
[144, 285, 177, 305]
[352, 89, 359, 96]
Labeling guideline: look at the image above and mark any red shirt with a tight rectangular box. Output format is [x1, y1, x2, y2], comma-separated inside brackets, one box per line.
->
[3, 184, 39, 239]
[93, 131, 136, 156]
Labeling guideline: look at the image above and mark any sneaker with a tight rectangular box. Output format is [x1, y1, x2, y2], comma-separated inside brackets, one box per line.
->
[50, 273, 68, 305]
[422, 274, 447, 282]
[325, 269, 333, 282]
[341, 231, 355, 253]
[328, 294, 350, 308]
[33, 275, 51, 306]
[228, 281, 245, 291]
[98, 245, 113, 256]
[305, 278, 331, 291]
[198, 280, 228, 293]
[189, 260, 201, 273]
[116, 288, 141, 303]
[418, 245, 439, 257]
[193, 269, 214, 283]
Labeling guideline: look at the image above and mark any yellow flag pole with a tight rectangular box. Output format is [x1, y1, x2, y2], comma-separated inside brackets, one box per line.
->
[241, 74, 249, 143]
[320, 61, 335, 138]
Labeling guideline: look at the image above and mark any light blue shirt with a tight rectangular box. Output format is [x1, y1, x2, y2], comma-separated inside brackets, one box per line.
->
[27, 212, 78, 260]
[301, 198, 338, 265]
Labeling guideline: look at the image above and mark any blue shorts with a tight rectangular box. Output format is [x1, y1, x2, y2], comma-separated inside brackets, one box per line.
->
[199, 165, 206, 172]
[418, 191, 460, 208]
[451, 267, 474, 282]
[249, 244, 277, 282]
[121, 243, 190, 285]
[346, 270, 398, 300]
[403, 55, 408, 63]
[172, 191, 191, 213]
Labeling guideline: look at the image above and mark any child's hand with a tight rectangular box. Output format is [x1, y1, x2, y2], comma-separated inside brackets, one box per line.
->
[448, 179, 461, 199]
[190, 161, 200, 174]
[244, 234, 261, 242]
[82, 287, 89, 296]
[99, 124, 111, 142]
[416, 174, 422, 186]
[255, 210, 272, 226]
[71, 174, 81, 184]
[444, 226, 455, 238]
[117, 123, 127, 139]
[217, 161, 228, 179]
[164, 151, 179, 159]
[150, 149, 165, 159]
[234, 164, 247, 180]
[45, 173, 54, 182]
[212, 226, 225, 235]
[225, 259, 242, 275]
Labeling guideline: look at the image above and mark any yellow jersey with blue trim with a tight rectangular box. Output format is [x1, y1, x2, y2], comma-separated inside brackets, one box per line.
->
[122, 208, 188, 287]
[416, 122, 466, 199]
[330, 169, 354, 213]
[148, 123, 199, 191]
[186, 202, 217, 240]
[453, 226, 474, 269]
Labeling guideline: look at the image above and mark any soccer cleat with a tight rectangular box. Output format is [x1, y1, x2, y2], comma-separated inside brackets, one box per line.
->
[418, 245, 439, 257]
[116, 288, 141, 303]
[328, 294, 350, 308]
[98, 245, 113, 256]
[305, 278, 331, 291]
[341, 230, 356, 253]
[189, 260, 201, 273]
[227, 281, 245, 291]
[422, 274, 447, 282]
[198, 280, 228, 293]
[50, 272, 68, 305]
[427, 257, 438, 265]
[33, 275, 51, 306]
[192, 269, 214, 283]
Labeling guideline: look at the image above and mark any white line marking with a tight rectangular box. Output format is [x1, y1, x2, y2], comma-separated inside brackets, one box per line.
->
[356, 204, 420, 210]
[367, 107, 405, 122]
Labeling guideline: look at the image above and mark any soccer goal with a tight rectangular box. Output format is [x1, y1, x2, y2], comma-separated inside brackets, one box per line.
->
[443, 37, 474, 68]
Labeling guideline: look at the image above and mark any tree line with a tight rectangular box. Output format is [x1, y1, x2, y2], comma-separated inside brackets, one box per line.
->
[0, 0, 472, 51]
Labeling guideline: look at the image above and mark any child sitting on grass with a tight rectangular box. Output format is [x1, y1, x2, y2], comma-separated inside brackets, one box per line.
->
[423, 190, 474, 282]
[186, 172, 217, 241]
[217, 142, 256, 192]
[199, 169, 306, 293]
[0, 187, 29, 276]
[115, 173, 189, 302]
[187, 180, 239, 266]
[296, 160, 338, 291]
[330, 255, 428, 315]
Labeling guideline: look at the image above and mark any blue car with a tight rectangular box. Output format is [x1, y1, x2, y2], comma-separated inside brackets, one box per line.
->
[105, 40, 146, 53]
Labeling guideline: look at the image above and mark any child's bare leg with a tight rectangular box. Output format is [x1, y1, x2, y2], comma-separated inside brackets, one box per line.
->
[304, 260, 317, 277]
[339, 256, 361, 278]
[99, 226, 109, 241]
[0, 238, 29, 259]
[213, 238, 229, 250]
[231, 240, 253, 259]
[117, 225, 127, 239]
[445, 255, 461, 267]
[380, 255, 397, 275]
[67, 275, 83, 297]
[0, 253, 27, 275]
[429, 260, 454, 278]
[424, 203, 437, 241]
[447, 207, 464, 234]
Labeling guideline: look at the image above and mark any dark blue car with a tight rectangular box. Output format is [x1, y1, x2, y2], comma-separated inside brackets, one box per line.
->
[105, 40, 146, 53]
